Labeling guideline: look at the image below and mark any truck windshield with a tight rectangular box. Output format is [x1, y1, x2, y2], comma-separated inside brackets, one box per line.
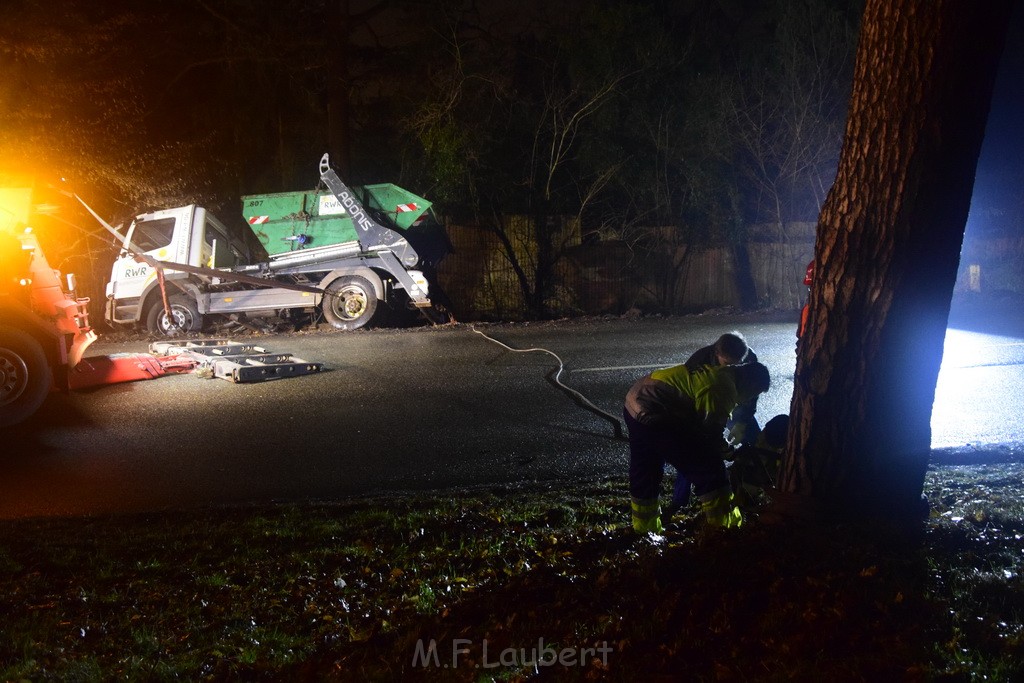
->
[131, 218, 175, 251]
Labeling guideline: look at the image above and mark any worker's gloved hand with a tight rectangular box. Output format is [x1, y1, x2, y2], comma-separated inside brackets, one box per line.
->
[719, 439, 737, 461]
[726, 422, 747, 446]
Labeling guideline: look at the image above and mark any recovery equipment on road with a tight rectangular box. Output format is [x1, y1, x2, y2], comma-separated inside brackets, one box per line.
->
[68, 340, 323, 388]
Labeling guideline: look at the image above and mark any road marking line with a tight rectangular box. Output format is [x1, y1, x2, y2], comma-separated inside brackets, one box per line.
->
[571, 364, 672, 373]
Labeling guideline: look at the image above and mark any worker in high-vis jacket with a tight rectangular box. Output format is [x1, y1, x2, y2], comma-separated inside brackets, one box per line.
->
[665, 331, 762, 518]
[624, 361, 771, 534]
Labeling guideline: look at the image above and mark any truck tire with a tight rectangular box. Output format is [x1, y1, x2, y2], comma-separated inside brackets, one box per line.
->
[0, 327, 53, 428]
[322, 275, 378, 331]
[146, 296, 202, 337]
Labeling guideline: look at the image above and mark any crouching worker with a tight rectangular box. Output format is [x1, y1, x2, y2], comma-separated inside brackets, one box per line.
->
[729, 414, 789, 507]
[624, 361, 771, 534]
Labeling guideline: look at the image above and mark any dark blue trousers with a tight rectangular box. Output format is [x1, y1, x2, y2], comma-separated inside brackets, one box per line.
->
[625, 409, 729, 504]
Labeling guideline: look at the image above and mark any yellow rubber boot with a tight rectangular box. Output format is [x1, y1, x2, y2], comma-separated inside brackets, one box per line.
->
[631, 497, 664, 534]
[699, 487, 743, 529]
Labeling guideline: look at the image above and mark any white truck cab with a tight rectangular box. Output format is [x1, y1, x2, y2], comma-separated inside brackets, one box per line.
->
[104, 205, 254, 333]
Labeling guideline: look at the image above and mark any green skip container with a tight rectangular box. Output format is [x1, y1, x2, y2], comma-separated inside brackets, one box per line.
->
[241, 184, 433, 257]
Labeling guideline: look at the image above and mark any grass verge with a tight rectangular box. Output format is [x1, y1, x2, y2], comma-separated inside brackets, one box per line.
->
[1, 464, 1023, 681]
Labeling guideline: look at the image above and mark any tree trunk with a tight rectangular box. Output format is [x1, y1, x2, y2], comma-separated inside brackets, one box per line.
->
[532, 205, 553, 318]
[732, 242, 758, 310]
[774, 0, 1013, 523]
[326, 0, 352, 181]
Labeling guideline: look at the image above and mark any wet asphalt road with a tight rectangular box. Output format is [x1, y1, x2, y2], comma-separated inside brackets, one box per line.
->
[2, 307, 1022, 519]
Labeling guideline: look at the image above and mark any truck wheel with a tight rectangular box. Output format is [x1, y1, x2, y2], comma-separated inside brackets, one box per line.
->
[322, 275, 378, 331]
[0, 327, 53, 428]
[146, 296, 202, 337]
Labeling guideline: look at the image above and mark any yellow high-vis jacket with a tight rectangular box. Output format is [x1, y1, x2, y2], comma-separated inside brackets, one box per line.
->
[625, 364, 738, 432]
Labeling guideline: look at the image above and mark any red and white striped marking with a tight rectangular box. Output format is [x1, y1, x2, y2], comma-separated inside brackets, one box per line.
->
[248, 216, 270, 225]
[395, 203, 419, 213]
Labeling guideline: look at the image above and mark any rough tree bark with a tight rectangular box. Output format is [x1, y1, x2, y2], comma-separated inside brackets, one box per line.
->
[326, 0, 354, 181]
[774, 0, 1014, 523]
[324, 0, 386, 181]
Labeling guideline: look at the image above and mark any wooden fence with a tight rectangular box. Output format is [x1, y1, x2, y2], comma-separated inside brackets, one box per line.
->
[436, 219, 818, 320]
[957, 234, 1024, 295]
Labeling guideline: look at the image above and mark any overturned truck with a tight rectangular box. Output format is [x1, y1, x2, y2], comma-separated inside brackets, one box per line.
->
[105, 154, 451, 336]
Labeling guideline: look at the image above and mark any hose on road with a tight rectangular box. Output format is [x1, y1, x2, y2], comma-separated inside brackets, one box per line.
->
[471, 326, 627, 441]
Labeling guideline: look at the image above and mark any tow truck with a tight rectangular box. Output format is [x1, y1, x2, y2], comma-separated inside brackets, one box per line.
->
[1, 187, 96, 427]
